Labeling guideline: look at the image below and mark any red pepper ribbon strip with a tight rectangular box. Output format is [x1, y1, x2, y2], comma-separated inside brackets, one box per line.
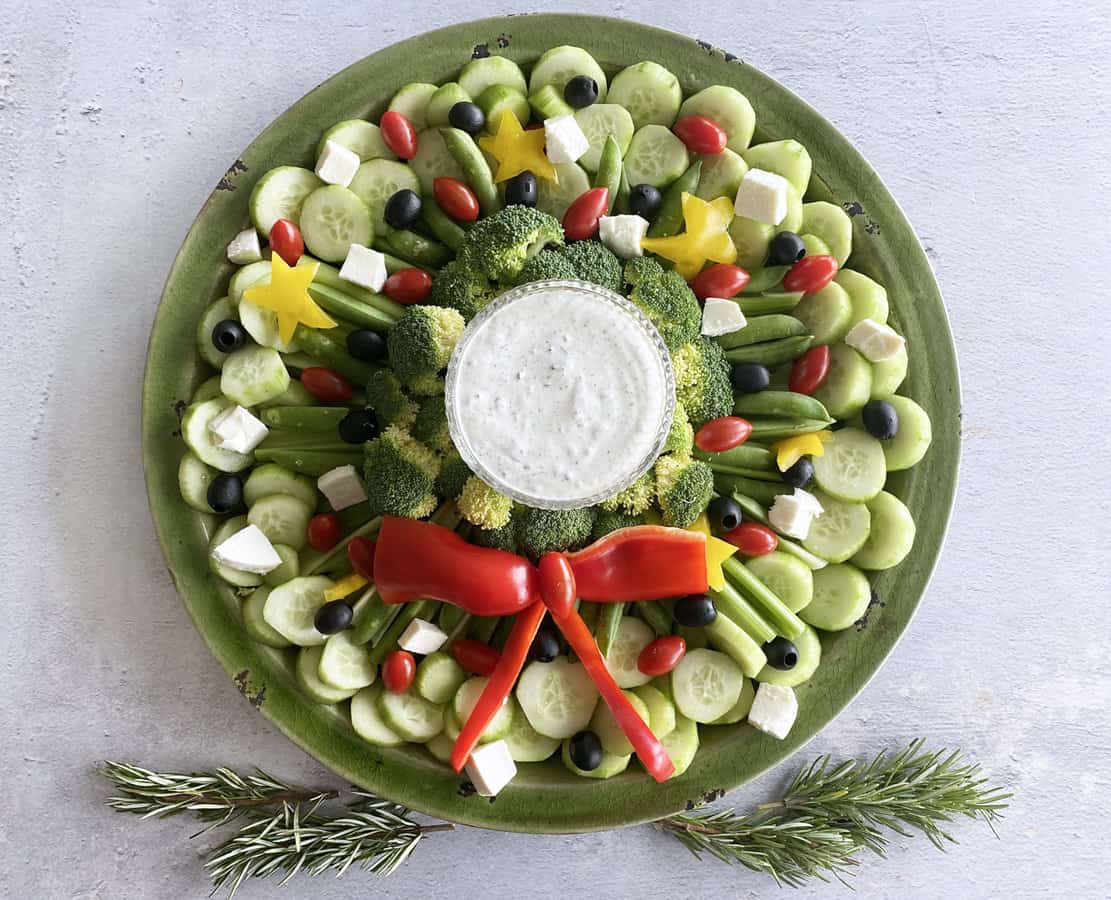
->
[564, 526, 710, 602]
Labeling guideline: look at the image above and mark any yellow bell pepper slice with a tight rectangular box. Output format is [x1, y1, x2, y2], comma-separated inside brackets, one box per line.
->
[323, 572, 368, 602]
[686, 513, 737, 591]
[478, 110, 557, 184]
[242, 255, 335, 345]
[770, 431, 833, 472]
[640, 193, 737, 279]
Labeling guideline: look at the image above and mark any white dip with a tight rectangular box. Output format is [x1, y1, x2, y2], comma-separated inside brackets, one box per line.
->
[447, 282, 672, 507]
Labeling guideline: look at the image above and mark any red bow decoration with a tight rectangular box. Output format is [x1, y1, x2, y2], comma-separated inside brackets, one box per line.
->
[373, 517, 710, 783]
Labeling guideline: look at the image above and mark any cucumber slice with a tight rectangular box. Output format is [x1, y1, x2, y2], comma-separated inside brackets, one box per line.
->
[258, 380, 318, 409]
[406, 130, 465, 196]
[757, 623, 821, 686]
[695, 149, 748, 202]
[603, 616, 655, 688]
[415, 651, 467, 705]
[671, 648, 744, 724]
[801, 202, 853, 266]
[377, 688, 443, 742]
[516, 658, 599, 739]
[453, 677, 514, 743]
[207, 516, 262, 587]
[262, 575, 333, 646]
[659, 713, 699, 777]
[178, 451, 216, 513]
[249, 166, 323, 237]
[729, 217, 774, 269]
[742, 139, 812, 194]
[458, 56, 527, 100]
[590, 689, 650, 756]
[262, 544, 300, 587]
[535, 162, 591, 219]
[220, 345, 290, 408]
[298, 185, 373, 264]
[349, 158, 423, 234]
[442, 706, 462, 741]
[801, 233, 831, 257]
[191, 375, 223, 404]
[852, 491, 916, 570]
[504, 698, 560, 762]
[812, 427, 887, 502]
[870, 344, 908, 398]
[561, 742, 630, 779]
[242, 586, 292, 648]
[388, 82, 437, 132]
[528, 85, 574, 121]
[229, 260, 272, 304]
[744, 552, 814, 614]
[238, 299, 299, 353]
[802, 491, 871, 563]
[711, 677, 755, 725]
[679, 85, 755, 152]
[574, 104, 634, 173]
[426, 82, 470, 129]
[812, 343, 872, 419]
[780, 182, 803, 233]
[182, 399, 253, 473]
[528, 45, 608, 101]
[835, 269, 889, 327]
[425, 732, 455, 764]
[243, 463, 318, 509]
[606, 61, 682, 129]
[476, 85, 530, 133]
[351, 683, 405, 747]
[632, 684, 677, 738]
[881, 396, 932, 470]
[196, 297, 237, 370]
[246, 493, 313, 550]
[296, 645, 357, 704]
[622, 125, 690, 188]
[318, 630, 377, 690]
[792, 281, 853, 346]
[800, 564, 872, 632]
[316, 120, 392, 162]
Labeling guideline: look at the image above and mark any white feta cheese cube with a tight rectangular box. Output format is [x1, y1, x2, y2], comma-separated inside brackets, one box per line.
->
[338, 244, 388, 292]
[598, 214, 649, 259]
[211, 524, 282, 574]
[544, 114, 590, 164]
[792, 488, 825, 518]
[464, 739, 517, 797]
[734, 168, 790, 225]
[317, 465, 368, 511]
[768, 490, 823, 540]
[398, 618, 448, 655]
[208, 405, 269, 455]
[314, 138, 361, 187]
[700, 297, 747, 337]
[845, 318, 906, 363]
[748, 683, 798, 740]
[226, 228, 262, 265]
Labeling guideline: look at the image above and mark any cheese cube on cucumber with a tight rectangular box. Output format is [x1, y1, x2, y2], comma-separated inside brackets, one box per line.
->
[211, 524, 281, 574]
[544, 114, 590, 165]
[398, 618, 448, 655]
[598, 214, 649, 259]
[314, 139, 361, 188]
[317, 465, 368, 511]
[734, 168, 789, 226]
[220, 346, 291, 408]
[226, 228, 262, 264]
[748, 683, 798, 740]
[208, 404, 268, 455]
[769, 489, 824, 540]
[845, 318, 906, 362]
[465, 739, 517, 797]
[339, 244, 388, 292]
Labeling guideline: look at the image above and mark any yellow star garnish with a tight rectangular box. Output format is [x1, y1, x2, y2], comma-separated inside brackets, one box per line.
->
[478, 110, 557, 183]
[640, 193, 737, 279]
[771, 430, 833, 472]
[687, 513, 738, 591]
[243, 255, 335, 345]
[323, 572, 368, 602]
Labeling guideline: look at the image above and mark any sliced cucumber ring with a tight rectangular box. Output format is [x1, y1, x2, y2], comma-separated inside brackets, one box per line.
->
[242, 586, 292, 648]
[178, 451, 216, 513]
[248, 165, 322, 237]
[574, 104, 634, 173]
[695, 148, 748, 203]
[406, 130, 466, 195]
[812, 427, 887, 502]
[679, 85, 755, 152]
[528, 45, 608, 101]
[220, 345, 291, 408]
[711, 677, 755, 725]
[606, 61, 682, 129]
[835, 269, 890, 327]
[207, 515, 262, 587]
[800, 564, 872, 632]
[728, 216, 774, 270]
[516, 658, 599, 739]
[801, 491, 871, 563]
[316, 119, 392, 163]
[622, 124, 690, 189]
[196, 297, 237, 370]
[603, 616, 656, 688]
[243, 463, 318, 510]
[742, 139, 812, 194]
[298, 185, 373, 263]
[590, 689, 650, 756]
[246, 493, 313, 551]
[228, 260, 272, 305]
[658, 714, 699, 777]
[812, 343, 872, 420]
[743, 551, 814, 614]
[415, 651, 467, 705]
[388, 82, 438, 132]
[376, 688, 443, 742]
[671, 648, 744, 724]
[351, 683, 406, 747]
[182, 399, 253, 473]
[852, 491, 916, 570]
[870, 344, 909, 398]
[190, 375, 223, 404]
[504, 698, 560, 762]
[296, 645, 357, 704]
[561, 742, 629, 779]
[318, 630, 377, 690]
[536, 162, 591, 220]
[238, 299, 300, 353]
[881, 396, 932, 471]
[424, 732, 455, 764]
[458, 56, 527, 101]
[757, 623, 822, 686]
[800, 201, 853, 266]
[262, 575, 333, 646]
[792, 281, 853, 346]
[261, 544, 300, 587]
[349, 158, 423, 233]
[632, 683, 677, 739]
[425, 82, 471, 129]
[453, 676, 514, 743]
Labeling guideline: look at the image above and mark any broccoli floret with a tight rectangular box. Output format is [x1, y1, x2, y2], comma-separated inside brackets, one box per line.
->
[363, 425, 442, 519]
[671, 337, 734, 426]
[655, 454, 714, 528]
[411, 395, 454, 453]
[592, 507, 646, 540]
[563, 240, 623, 292]
[475, 514, 521, 554]
[516, 506, 595, 559]
[599, 470, 656, 515]
[664, 401, 695, 455]
[459, 206, 564, 283]
[387, 305, 464, 391]
[457, 476, 514, 530]
[622, 256, 701, 350]
[515, 248, 577, 285]
[435, 450, 473, 499]
[365, 370, 418, 430]
[427, 259, 501, 321]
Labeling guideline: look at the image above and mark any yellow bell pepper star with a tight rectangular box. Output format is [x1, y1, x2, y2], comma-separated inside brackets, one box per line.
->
[687, 513, 738, 591]
[771, 430, 833, 472]
[323, 572, 368, 602]
[478, 110, 557, 184]
[243, 255, 335, 345]
[640, 193, 737, 280]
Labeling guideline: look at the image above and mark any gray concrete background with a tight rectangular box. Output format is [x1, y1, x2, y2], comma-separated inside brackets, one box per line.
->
[3, 1, 1109, 896]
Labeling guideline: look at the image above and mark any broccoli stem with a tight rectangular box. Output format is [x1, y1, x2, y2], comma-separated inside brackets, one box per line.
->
[705, 614, 767, 678]
[709, 582, 776, 645]
[595, 603, 625, 657]
[723, 557, 806, 640]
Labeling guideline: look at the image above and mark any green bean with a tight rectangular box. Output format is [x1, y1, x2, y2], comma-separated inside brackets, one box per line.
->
[637, 599, 673, 637]
[715, 315, 808, 350]
[713, 472, 790, 507]
[368, 598, 438, 665]
[723, 557, 805, 639]
[302, 517, 382, 575]
[614, 165, 631, 215]
[647, 160, 702, 238]
[351, 588, 395, 645]
[260, 406, 350, 432]
[595, 603, 625, 657]
[440, 126, 501, 214]
[709, 582, 776, 644]
[376, 231, 453, 269]
[705, 614, 766, 677]
[468, 615, 500, 643]
[733, 391, 832, 422]
[740, 266, 791, 294]
[293, 326, 379, 384]
[727, 493, 828, 571]
[724, 335, 814, 367]
[746, 417, 834, 441]
[306, 283, 396, 332]
[694, 443, 776, 471]
[737, 291, 804, 315]
[307, 257, 405, 319]
[252, 448, 363, 476]
[419, 197, 466, 251]
[381, 250, 431, 275]
[593, 135, 622, 214]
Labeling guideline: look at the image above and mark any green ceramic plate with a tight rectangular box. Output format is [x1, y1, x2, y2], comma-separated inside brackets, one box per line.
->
[142, 14, 959, 833]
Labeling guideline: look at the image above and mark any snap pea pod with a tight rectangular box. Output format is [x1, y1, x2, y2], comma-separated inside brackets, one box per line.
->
[376, 231, 453, 269]
[260, 406, 350, 432]
[746, 417, 834, 441]
[491, 615, 516, 650]
[694, 443, 776, 471]
[468, 615, 500, 643]
[367, 598, 439, 665]
[715, 315, 808, 350]
[351, 588, 398, 646]
[307, 283, 396, 332]
[647, 160, 702, 238]
[419, 197, 466, 251]
[724, 335, 814, 367]
[727, 492, 828, 570]
[705, 614, 766, 678]
[637, 599, 673, 637]
[438, 603, 469, 637]
[302, 517, 382, 575]
[336, 502, 375, 532]
[305, 258, 405, 320]
[614, 164, 631, 215]
[257, 431, 355, 452]
[252, 448, 363, 476]
[593, 135, 622, 214]
[381, 250, 432, 275]
[705, 464, 784, 482]
[293, 326, 379, 384]
[723, 556, 805, 640]
[738, 292, 804, 316]
[713, 472, 790, 507]
[439, 126, 502, 214]
[595, 603, 626, 657]
[733, 390, 832, 422]
[709, 581, 776, 644]
[740, 266, 791, 294]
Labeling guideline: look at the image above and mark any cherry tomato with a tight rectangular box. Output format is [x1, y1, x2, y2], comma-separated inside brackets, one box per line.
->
[725, 522, 778, 557]
[673, 115, 727, 155]
[383, 267, 432, 305]
[690, 262, 750, 300]
[694, 416, 753, 453]
[783, 254, 839, 294]
[451, 639, 500, 676]
[300, 367, 353, 403]
[562, 187, 609, 241]
[347, 536, 377, 580]
[306, 513, 342, 553]
[789, 345, 832, 395]
[637, 635, 687, 677]
[380, 110, 417, 160]
[433, 176, 480, 222]
[383, 650, 416, 693]
[268, 218, 304, 267]
[538, 552, 577, 619]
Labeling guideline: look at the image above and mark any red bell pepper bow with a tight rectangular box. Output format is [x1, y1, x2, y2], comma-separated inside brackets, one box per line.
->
[565, 526, 710, 602]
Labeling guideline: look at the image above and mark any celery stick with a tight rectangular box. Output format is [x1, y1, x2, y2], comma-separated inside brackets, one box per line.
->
[468, 616, 500, 643]
[368, 598, 438, 665]
[709, 582, 776, 644]
[705, 615, 767, 677]
[301, 517, 381, 575]
[723, 556, 805, 639]
[637, 600, 673, 637]
[729, 493, 829, 570]
[595, 603, 625, 657]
